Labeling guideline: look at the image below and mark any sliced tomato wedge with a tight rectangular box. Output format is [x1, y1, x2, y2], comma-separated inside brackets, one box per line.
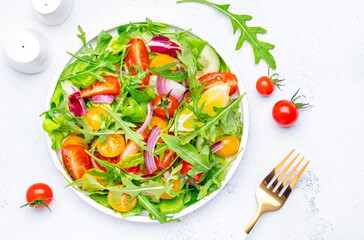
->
[155, 150, 176, 170]
[81, 75, 120, 98]
[62, 145, 92, 180]
[180, 161, 203, 184]
[198, 72, 238, 96]
[95, 154, 120, 172]
[116, 130, 149, 175]
[125, 38, 150, 86]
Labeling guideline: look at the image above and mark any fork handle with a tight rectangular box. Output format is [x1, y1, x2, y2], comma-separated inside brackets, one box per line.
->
[244, 209, 263, 234]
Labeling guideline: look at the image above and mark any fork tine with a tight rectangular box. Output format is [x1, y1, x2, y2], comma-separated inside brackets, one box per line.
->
[271, 153, 300, 189]
[262, 149, 294, 186]
[275, 156, 304, 193]
[282, 160, 310, 199]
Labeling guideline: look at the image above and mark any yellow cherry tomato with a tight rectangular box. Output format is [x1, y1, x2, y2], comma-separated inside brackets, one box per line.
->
[81, 168, 107, 187]
[62, 135, 88, 149]
[97, 134, 125, 158]
[150, 54, 177, 74]
[86, 107, 107, 131]
[160, 179, 180, 200]
[149, 116, 168, 143]
[215, 136, 240, 157]
[108, 191, 137, 212]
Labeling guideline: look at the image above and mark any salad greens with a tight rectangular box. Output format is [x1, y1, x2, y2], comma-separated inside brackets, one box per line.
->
[43, 18, 245, 223]
[177, 0, 277, 69]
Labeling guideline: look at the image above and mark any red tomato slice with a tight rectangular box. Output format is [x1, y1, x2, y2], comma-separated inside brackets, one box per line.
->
[155, 150, 176, 170]
[62, 145, 92, 180]
[180, 161, 203, 184]
[115, 130, 149, 175]
[198, 72, 238, 96]
[125, 38, 150, 86]
[95, 154, 120, 172]
[81, 75, 120, 98]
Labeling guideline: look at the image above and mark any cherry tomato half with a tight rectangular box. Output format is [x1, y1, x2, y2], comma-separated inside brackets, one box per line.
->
[149, 116, 168, 143]
[272, 100, 299, 127]
[160, 179, 180, 200]
[152, 94, 179, 119]
[150, 54, 177, 74]
[86, 107, 107, 131]
[108, 190, 137, 212]
[81, 75, 120, 98]
[198, 72, 238, 96]
[180, 161, 203, 184]
[215, 136, 240, 157]
[256, 76, 275, 96]
[25, 183, 53, 210]
[62, 145, 92, 180]
[97, 134, 125, 158]
[125, 38, 150, 86]
[62, 135, 88, 149]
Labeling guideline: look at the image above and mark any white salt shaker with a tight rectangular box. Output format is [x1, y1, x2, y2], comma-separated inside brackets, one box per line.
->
[3, 29, 52, 74]
[31, 0, 74, 26]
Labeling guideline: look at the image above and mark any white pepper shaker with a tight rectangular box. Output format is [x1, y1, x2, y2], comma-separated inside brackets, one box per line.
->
[32, 0, 74, 26]
[3, 29, 52, 74]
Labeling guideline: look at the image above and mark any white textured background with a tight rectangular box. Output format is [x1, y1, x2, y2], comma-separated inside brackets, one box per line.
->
[1, 0, 364, 239]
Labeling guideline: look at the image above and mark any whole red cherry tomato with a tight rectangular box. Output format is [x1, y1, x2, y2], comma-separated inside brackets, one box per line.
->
[272, 89, 310, 127]
[21, 183, 53, 211]
[152, 93, 179, 119]
[256, 71, 284, 96]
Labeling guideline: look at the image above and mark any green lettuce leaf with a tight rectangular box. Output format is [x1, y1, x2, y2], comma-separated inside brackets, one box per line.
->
[95, 30, 113, 53]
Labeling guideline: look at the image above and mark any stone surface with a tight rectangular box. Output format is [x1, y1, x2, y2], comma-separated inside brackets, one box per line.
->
[1, 0, 364, 239]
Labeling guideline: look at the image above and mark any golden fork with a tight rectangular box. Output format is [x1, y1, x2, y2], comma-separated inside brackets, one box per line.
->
[243, 149, 309, 237]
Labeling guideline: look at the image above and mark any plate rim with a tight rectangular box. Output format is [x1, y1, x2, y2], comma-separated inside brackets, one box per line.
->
[45, 18, 249, 223]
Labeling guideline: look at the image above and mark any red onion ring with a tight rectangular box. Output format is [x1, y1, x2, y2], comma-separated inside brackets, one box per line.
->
[144, 126, 160, 174]
[210, 141, 223, 153]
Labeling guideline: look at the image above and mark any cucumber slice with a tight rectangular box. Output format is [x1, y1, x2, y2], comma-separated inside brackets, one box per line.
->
[196, 45, 220, 78]
[60, 80, 79, 98]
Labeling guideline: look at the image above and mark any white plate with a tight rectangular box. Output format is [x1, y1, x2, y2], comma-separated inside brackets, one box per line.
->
[45, 19, 249, 223]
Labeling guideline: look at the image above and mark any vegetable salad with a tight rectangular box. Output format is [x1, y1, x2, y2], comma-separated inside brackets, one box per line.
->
[43, 19, 244, 223]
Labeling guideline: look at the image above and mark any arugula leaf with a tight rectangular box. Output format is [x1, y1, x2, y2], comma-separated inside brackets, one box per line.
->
[68, 175, 106, 192]
[77, 26, 98, 55]
[158, 70, 188, 82]
[181, 94, 245, 144]
[197, 149, 242, 200]
[219, 100, 243, 139]
[108, 178, 165, 203]
[103, 107, 147, 151]
[177, 0, 276, 69]
[160, 134, 211, 175]
[137, 195, 175, 224]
